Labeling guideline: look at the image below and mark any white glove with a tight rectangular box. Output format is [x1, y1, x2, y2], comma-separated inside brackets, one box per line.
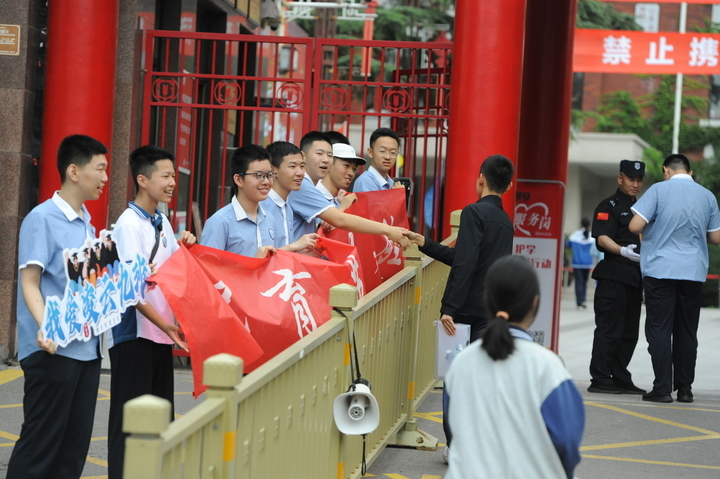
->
[620, 244, 640, 262]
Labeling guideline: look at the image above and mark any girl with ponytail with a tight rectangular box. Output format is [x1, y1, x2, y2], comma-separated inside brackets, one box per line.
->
[444, 255, 585, 479]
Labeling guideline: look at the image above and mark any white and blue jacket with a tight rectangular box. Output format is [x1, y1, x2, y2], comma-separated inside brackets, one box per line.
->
[568, 228, 595, 270]
[445, 326, 585, 479]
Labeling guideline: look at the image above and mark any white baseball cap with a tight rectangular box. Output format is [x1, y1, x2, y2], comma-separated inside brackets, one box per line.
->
[332, 143, 367, 165]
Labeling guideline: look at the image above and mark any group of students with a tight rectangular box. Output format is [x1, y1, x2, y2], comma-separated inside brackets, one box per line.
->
[9, 130, 585, 479]
[200, 128, 411, 258]
[7, 127, 412, 479]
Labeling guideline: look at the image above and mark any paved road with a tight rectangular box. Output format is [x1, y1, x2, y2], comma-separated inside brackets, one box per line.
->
[2, 284, 720, 478]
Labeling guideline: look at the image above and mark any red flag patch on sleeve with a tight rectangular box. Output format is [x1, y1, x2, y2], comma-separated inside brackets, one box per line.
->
[596, 212, 609, 221]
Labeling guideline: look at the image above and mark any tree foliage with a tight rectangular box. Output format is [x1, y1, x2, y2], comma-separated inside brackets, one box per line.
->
[576, 0, 642, 30]
[295, 0, 453, 41]
[590, 76, 718, 166]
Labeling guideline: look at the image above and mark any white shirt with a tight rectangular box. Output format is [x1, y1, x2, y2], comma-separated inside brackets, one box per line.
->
[110, 204, 179, 346]
[316, 181, 340, 207]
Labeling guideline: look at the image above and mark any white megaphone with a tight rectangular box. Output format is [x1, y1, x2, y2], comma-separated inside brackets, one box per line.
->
[333, 378, 380, 435]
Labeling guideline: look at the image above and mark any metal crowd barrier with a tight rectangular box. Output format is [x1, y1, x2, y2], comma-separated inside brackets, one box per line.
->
[122, 214, 460, 479]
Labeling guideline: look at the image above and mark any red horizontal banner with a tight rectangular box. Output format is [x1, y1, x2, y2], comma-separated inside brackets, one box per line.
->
[601, 0, 720, 3]
[575, 29, 720, 73]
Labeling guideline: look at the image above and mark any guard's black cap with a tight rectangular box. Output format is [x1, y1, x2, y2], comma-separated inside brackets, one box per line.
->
[620, 159, 645, 178]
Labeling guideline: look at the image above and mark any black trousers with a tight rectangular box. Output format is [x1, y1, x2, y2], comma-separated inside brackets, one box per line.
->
[589, 279, 642, 387]
[108, 338, 174, 479]
[643, 276, 703, 394]
[6, 352, 101, 479]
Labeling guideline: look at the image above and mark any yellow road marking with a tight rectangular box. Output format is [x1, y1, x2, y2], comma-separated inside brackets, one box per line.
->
[420, 476, 442, 479]
[581, 434, 720, 451]
[97, 389, 111, 398]
[382, 475, 411, 479]
[0, 403, 21, 409]
[86, 455, 108, 467]
[585, 399, 720, 413]
[413, 411, 443, 424]
[583, 454, 720, 470]
[0, 370, 23, 386]
[0, 430, 19, 441]
[81, 476, 108, 478]
[585, 402, 720, 435]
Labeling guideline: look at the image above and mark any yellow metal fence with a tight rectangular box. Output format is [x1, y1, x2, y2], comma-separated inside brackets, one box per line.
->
[123, 225, 457, 479]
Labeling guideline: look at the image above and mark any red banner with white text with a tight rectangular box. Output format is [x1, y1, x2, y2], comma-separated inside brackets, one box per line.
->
[599, 0, 720, 3]
[153, 239, 361, 396]
[574, 29, 720, 74]
[322, 189, 409, 293]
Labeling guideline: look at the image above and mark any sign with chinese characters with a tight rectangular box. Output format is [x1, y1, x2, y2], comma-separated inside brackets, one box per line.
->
[0, 24, 20, 56]
[635, 3, 659, 33]
[574, 29, 720, 74]
[513, 181, 565, 352]
[41, 230, 152, 349]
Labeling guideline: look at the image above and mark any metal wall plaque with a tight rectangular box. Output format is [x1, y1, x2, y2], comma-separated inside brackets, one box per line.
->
[0, 24, 20, 56]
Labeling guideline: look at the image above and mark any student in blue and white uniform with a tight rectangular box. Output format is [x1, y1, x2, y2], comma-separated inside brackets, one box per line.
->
[352, 127, 403, 192]
[7, 135, 109, 479]
[445, 255, 584, 479]
[317, 143, 365, 210]
[288, 131, 409, 249]
[260, 141, 318, 253]
[201, 145, 280, 258]
[107, 145, 196, 479]
[568, 217, 595, 309]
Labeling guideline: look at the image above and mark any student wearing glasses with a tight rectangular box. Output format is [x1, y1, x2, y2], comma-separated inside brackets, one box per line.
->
[202, 144, 316, 257]
[352, 127, 405, 192]
[201, 145, 275, 258]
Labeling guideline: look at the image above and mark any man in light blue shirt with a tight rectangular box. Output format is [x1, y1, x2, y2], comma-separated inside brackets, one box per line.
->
[201, 145, 278, 258]
[8, 135, 108, 479]
[317, 143, 365, 209]
[260, 141, 317, 253]
[288, 131, 409, 249]
[353, 127, 403, 192]
[630, 154, 720, 404]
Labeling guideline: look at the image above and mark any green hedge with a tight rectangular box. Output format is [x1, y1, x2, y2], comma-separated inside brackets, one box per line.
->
[703, 246, 720, 307]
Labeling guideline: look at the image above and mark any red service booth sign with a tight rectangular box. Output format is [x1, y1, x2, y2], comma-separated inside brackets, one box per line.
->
[513, 180, 565, 353]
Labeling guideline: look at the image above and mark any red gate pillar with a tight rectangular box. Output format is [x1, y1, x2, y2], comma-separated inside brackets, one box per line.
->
[39, 0, 120, 228]
[443, 0, 527, 229]
[517, 0, 577, 185]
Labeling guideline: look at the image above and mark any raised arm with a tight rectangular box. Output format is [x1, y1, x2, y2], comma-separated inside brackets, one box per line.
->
[319, 207, 410, 249]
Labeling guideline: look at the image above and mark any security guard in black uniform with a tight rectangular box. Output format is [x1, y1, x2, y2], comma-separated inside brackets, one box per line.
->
[588, 160, 647, 394]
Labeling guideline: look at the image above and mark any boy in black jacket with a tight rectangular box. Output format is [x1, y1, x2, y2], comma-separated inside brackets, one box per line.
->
[404, 154, 515, 457]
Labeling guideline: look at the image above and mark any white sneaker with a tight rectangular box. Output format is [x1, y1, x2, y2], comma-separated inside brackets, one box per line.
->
[442, 445, 449, 464]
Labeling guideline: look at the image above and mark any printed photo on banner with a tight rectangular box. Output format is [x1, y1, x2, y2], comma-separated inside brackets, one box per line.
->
[42, 229, 151, 348]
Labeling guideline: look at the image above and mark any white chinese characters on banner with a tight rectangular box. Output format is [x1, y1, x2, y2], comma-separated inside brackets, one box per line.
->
[602, 35, 632, 65]
[690, 37, 719, 67]
[646, 36, 674, 65]
[41, 229, 151, 349]
[261, 269, 318, 338]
